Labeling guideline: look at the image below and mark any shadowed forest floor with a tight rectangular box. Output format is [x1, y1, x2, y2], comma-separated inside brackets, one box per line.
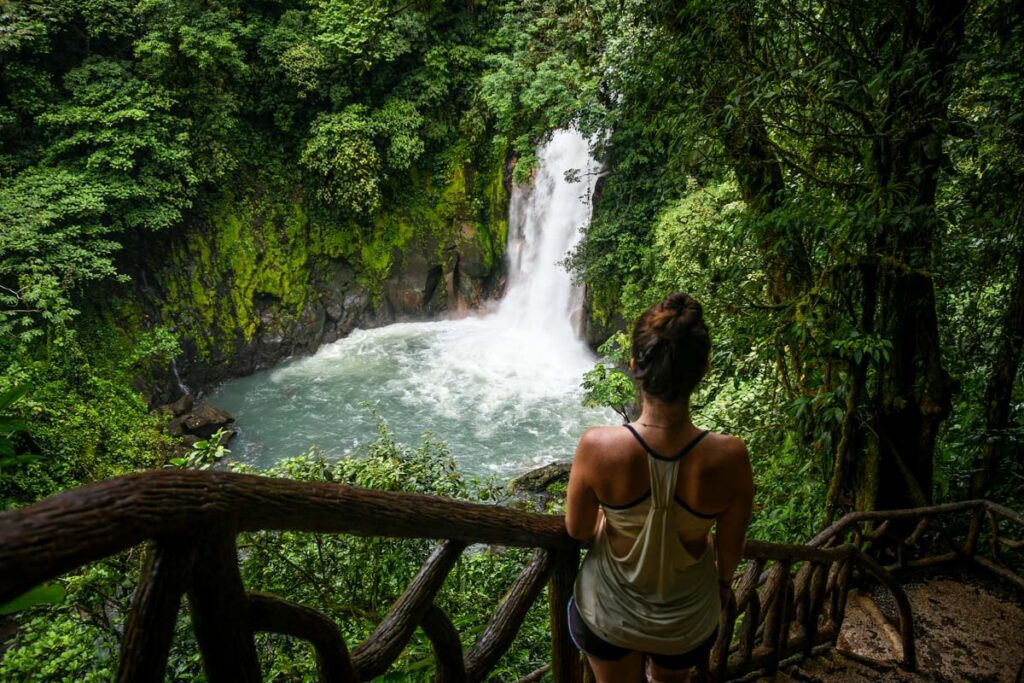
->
[767, 573, 1024, 682]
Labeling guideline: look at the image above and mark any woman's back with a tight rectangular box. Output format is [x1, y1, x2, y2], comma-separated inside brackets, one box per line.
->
[571, 423, 747, 654]
[579, 424, 748, 560]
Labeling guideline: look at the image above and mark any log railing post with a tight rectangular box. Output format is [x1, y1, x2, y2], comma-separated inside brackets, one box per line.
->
[760, 562, 788, 664]
[420, 604, 466, 683]
[803, 562, 827, 656]
[118, 537, 193, 682]
[352, 540, 465, 680]
[986, 509, 1002, 562]
[710, 585, 736, 683]
[549, 543, 582, 683]
[850, 549, 917, 671]
[187, 523, 261, 683]
[829, 559, 851, 632]
[248, 592, 356, 682]
[965, 504, 985, 556]
[766, 561, 792, 673]
[465, 549, 553, 681]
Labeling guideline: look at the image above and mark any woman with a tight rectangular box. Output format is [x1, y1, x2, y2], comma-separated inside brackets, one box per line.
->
[565, 292, 754, 683]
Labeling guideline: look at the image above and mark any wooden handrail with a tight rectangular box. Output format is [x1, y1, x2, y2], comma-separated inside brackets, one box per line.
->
[0, 469, 569, 605]
[0, 470, 1020, 682]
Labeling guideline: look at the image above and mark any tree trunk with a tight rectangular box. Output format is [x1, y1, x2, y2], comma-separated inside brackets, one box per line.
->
[860, 0, 967, 510]
[970, 231, 1024, 497]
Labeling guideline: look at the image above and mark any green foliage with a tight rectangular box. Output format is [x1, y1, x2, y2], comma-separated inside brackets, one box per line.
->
[0, 323, 173, 508]
[4, 0, 1023, 677]
[301, 100, 424, 215]
[0, 549, 145, 683]
[555, 0, 1024, 517]
[476, 0, 606, 174]
[1, 0, 517, 361]
[581, 333, 635, 421]
[0, 384, 35, 471]
[0, 55, 196, 348]
[310, 1, 416, 68]
[167, 428, 230, 470]
[0, 610, 117, 682]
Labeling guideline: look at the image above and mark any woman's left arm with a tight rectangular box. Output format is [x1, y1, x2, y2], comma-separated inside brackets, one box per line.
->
[714, 439, 754, 584]
[565, 429, 602, 542]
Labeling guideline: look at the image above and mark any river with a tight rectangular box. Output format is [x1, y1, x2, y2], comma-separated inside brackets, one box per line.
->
[208, 129, 614, 478]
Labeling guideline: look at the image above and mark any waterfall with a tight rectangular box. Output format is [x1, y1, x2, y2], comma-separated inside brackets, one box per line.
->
[171, 356, 192, 397]
[209, 128, 611, 476]
[496, 129, 597, 345]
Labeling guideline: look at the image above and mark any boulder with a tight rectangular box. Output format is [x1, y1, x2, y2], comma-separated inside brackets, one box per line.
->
[156, 393, 193, 418]
[511, 462, 572, 495]
[166, 416, 187, 437]
[182, 403, 235, 439]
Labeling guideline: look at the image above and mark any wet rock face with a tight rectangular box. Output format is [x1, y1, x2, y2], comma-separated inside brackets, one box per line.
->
[164, 237, 504, 399]
[512, 462, 572, 494]
[378, 228, 504, 321]
[581, 286, 624, 351]
[162, 256, 374, 396]
[131, 153, 511, 403]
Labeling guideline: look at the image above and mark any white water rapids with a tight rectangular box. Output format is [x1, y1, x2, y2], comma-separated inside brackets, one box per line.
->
[209, 129, 613, 477]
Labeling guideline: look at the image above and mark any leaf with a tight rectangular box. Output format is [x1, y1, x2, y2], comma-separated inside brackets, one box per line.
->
[0, 384, 30, 412]
[0, 454, 39, 468]
[0, 583, 65, 615]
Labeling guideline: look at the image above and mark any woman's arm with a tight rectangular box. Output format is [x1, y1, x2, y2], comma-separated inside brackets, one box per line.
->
[714, 440, 754, 583]
[565, 429, 602, 542]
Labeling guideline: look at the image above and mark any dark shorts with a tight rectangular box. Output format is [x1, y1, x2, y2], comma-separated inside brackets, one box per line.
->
[567, 595, 717, 670]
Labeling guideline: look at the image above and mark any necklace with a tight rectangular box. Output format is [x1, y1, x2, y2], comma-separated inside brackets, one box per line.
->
[638, 420, 688, 429]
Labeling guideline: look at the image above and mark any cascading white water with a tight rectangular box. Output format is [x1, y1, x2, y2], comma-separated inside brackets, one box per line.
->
[496, 129, 596, 346]
[209, 129, 612, 476]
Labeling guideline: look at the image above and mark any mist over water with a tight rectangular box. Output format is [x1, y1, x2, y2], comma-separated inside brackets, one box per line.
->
[209, 129, 614, 477]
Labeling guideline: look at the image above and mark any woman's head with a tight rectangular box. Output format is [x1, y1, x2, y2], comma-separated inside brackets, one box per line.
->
[631, 292, 711, 404]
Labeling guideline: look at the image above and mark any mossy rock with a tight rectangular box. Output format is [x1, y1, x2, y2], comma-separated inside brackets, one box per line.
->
[510, 462, 572, 495]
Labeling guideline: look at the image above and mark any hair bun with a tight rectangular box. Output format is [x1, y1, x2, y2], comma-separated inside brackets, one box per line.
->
[650, 292, 703, 341]
[631, 291, 711, 402]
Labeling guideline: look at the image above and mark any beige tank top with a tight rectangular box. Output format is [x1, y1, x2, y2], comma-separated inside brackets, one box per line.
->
[573, 427, 721, 654]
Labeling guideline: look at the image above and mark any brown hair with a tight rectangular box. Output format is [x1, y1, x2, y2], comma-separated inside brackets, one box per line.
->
[631, 292, 711, 404]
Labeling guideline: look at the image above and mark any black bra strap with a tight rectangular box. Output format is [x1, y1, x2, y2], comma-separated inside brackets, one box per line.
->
[623, 424, 657, 457]
[623, 424, 710, 462]
[674, 430, 710, 459]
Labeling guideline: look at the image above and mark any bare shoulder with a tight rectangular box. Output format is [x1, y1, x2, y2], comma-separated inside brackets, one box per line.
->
[577, 425, 627, 449]
[574, 425, 632, 466]
[703, 432, 752, 475]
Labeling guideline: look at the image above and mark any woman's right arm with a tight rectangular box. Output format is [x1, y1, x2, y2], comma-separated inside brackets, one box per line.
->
[714, 439, 754, 586]
[565, 429, 602, 542]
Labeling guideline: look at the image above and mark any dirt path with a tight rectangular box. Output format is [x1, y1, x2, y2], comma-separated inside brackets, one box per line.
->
[769, 575, 1024, 682]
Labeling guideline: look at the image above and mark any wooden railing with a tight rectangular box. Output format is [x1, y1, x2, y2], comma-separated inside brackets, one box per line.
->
[809, 499, 1024, 591]
[0, 471, 1020, 682]
[713, 499, 1024, 681]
